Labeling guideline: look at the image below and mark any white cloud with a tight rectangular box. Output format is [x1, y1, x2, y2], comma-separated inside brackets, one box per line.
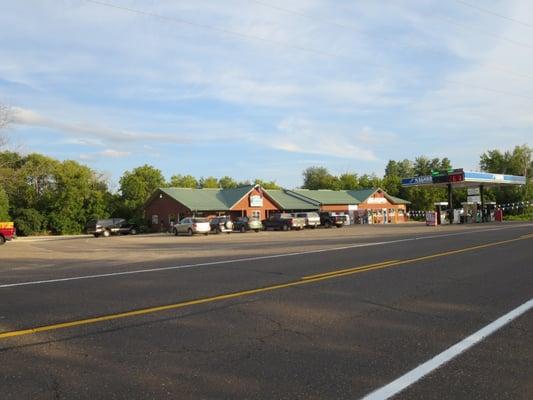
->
[267, 116, 378, 161]
[10, 107, 191, 144]
[100, 149, 130, 158]
[356, 126, 397, 144]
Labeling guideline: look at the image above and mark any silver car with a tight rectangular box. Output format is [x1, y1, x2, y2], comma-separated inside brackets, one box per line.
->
[293, 212, 320, 228]
[173, 217, 211, 236]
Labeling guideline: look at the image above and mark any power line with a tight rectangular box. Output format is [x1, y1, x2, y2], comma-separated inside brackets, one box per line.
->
[250, 0, 533, 82]
[83, 0, 339, 59]
[434, 13, 533, 50]
[455, 0, 533, 29]
[81, 0, 533, 103]
[250, 0, 362, 33]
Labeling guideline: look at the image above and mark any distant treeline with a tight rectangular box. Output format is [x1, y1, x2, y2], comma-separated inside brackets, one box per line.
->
[0, 145, 530, 235]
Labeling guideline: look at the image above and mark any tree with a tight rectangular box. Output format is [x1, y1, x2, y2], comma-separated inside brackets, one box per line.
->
[218, 176, 238, 189]
[358, 173, 382, 189]
[302, 167, 340, 190]
[382, 156, 453, 209]
[338, 173, 358, 190]
[14, 208, 45, 236]
[199, 176, 219, 188]
[169, 174, 198, 188]
[47, 160, 110, 234]
[254, 179, 281, 190]
[480, 145, 532, 210]
[0, 103, 10, 150]
[0, 186, 9, 220]
[119, 164, 165, 220]
[383, 159, 413, 198]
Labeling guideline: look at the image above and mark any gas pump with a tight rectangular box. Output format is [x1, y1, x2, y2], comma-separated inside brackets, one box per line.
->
[483, 202, 496, 222]
[434, 202, 448, 225]
[461, 202, 477, 223]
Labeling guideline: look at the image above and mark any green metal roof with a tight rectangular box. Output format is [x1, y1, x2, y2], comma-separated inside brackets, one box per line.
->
[157, 186, 410, 211]
[160, 185, 254, 211]
[292, 188, 410, 205]
[264, 189, 319, 210]
[348, 188, 411, 205]
[346, 189, 377, 203]
[384, 194, 411, 205]
[291, 189, 361, 204]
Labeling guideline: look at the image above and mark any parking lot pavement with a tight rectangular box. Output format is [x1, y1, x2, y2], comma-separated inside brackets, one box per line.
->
[2, 222, 531, 271]
[0, 222, 531, 399]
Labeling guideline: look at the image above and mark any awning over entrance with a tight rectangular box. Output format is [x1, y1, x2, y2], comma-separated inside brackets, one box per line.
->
[401, 169, 526, 189]
[400, 168, 526, 224]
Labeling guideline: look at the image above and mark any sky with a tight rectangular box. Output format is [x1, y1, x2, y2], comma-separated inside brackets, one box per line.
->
[1, 0, 532, 189]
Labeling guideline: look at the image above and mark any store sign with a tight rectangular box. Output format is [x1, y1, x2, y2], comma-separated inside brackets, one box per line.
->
[367, 197, 387, 204]
[467, 195, 481, 203]
[401, 175, 433, 186]
[250, 195, 263, 207]
[467, 187, 480, 195]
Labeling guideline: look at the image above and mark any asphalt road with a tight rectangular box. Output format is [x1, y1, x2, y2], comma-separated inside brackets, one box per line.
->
[0, 222, 532, 399]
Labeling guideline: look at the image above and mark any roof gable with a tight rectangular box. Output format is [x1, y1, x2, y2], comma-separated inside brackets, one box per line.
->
[346, 189, 378, 203]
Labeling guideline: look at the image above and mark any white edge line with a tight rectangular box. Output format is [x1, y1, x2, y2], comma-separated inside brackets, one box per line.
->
[1, 224, 531, 289]
[360, 298, 533, 400]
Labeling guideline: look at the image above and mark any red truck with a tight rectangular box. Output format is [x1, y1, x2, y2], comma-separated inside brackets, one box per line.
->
[0, 222, 15, 245]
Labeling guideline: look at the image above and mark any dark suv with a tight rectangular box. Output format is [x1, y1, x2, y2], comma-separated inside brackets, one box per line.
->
[319, 212, 347, 228]
[85, 218, 138, 237]
[233, 217, 263, 233]
[209, 216, 234, 234]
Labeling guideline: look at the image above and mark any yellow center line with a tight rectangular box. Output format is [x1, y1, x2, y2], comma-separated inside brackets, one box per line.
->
[301, 260, 399, 280]
[0, 235, 531, 340]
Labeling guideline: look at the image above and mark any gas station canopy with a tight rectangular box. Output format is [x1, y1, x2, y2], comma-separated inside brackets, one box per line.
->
[401, 168, 526, 188]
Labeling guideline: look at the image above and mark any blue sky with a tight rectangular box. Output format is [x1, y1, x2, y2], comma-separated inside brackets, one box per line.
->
[1, 0, 532, 189]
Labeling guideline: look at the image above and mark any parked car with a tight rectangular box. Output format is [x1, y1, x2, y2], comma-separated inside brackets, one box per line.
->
[210, 216, 234, 234]
[233, 217, 263, 233]
[292, 212, 320, 228]
[262, 213, 306, 231]
[174, 217, 210, 236]
[0, 221, 16, 245]
[319, 212, 347, 228]
[86, 218, 138, 237]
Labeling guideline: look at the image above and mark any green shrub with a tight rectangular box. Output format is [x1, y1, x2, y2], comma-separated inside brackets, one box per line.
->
[14, 208, 46, 236]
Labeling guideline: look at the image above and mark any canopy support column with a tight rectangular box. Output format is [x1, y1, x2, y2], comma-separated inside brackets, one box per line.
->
[480, 185, 485, 222]
[447, 184, 453, 224]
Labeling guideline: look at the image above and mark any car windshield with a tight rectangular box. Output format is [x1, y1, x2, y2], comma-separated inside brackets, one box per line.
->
[192, 218, 207, 223]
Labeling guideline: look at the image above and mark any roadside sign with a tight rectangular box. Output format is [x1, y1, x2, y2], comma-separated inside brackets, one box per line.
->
[425, 211, 437, 226]
[468, 195, 481, 203]
[467, 187, 480, 195]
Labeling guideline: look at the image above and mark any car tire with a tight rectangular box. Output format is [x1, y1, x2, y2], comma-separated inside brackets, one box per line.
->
[282, 225, 289, 231]
[130, 228, 137, 235]
[93, 233, 100, 238]
[103, 229, 111, 237]
[324, 221, 331, 229]
[216, 227, 221, 234]
[240, 226, 246, 233]
[174, 229, 179, 236]
[311, 225, 317, 229]
[187, 229, 193, 236]
[0, 235, 5, 245]
[254, 229, 259, 233]
[204, 233, 209, 236]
